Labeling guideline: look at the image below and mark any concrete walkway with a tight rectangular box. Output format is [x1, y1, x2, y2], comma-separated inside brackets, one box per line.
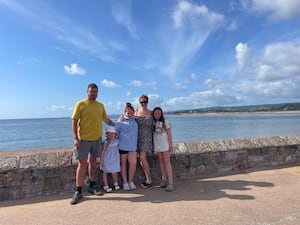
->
[1, 166, 300, 225]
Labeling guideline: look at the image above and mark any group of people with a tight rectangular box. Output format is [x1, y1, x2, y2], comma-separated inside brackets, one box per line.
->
[70, 83, 174, 205]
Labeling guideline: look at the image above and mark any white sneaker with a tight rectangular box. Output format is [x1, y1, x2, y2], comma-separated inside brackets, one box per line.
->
[103, 185, 113, 193]
[129, 182, 136, 190]
[114, 183, 120, 190]
[123, 183, 130, 191]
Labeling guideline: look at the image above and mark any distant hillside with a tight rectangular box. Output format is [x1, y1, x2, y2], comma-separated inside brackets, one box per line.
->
[167, 102, 300, 114]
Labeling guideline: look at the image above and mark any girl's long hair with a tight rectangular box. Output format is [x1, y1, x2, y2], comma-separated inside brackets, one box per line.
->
[152, 107, 166, 130]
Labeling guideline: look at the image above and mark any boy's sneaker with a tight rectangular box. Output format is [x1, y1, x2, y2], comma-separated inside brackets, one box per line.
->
[88, 185, 104, 196]
[70, 191, 82, 205]
[165, 184, 174, 192]
[123, 183, 130, 191]
[129, 182, 136, 190]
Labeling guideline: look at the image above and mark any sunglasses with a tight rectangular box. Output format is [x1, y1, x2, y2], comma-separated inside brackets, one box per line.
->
[140, 101, 148, 104]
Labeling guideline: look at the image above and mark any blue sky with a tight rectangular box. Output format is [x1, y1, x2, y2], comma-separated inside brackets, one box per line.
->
[1, 0, 300, 119]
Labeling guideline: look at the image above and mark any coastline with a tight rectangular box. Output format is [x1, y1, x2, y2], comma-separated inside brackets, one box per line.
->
[175, 110, 300, 116]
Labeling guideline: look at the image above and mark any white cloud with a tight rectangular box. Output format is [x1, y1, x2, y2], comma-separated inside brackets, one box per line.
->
[172, 1, 224, 29]
[235, 42, 251, 72]
[130, 80, 157, 89]
[161, 1, 225, 77]
[49, 105, 72, 111]
[256, 64, 274, 80]
[64, 63, 86, 75]
[256, 40, 300, 80]
[242, 0, 300, 22]
[205, 77, 220, 87]
[111, 0, 138, 39]
[101, 79, 119, 88]
[175, 83, 187, 90]
[233, 79, 300, 99]
[163, 89, 239, 111]
[130, 80, 143, 87]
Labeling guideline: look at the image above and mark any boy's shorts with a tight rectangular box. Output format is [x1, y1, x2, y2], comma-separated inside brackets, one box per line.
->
[73, 138, 102, 160]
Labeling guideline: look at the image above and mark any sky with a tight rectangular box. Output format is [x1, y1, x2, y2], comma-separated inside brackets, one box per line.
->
[1, 0, 300, 119]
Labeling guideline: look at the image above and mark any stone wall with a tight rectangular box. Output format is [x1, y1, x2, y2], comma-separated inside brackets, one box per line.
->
[0, 135, 300, 201]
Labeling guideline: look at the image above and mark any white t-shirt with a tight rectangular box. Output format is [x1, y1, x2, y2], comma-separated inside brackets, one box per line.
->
[153, 120, 171, 152]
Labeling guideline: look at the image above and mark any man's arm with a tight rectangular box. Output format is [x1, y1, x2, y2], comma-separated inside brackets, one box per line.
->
[72, 119, 78, 139]
[72, 119, 80, 147]
[103, 117, 115, 126]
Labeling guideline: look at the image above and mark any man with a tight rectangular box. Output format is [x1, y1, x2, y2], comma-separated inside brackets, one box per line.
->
[70, 83, 115, 205]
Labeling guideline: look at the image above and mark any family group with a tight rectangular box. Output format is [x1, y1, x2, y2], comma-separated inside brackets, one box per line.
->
[70, 83, 174, 205]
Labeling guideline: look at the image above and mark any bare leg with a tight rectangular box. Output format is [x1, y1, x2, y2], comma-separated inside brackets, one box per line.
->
[157, 152, 167, 181]
[112, 173, 119, 184]
[76, 160, 88, 187]
[120, 154, 128, 183]
[102, 172, 108, 186]
[139, 152, 152, 184]
[88, 156, 97, 182]
[128, 152, 137, 182]
[162, 151, 173, 184]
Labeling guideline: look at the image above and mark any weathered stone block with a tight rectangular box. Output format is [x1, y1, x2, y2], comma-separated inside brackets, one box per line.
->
[0, 157, 18, 171]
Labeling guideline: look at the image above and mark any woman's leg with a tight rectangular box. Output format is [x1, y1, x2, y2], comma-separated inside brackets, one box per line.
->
[139, 151, 152, 184]
[127, 152, 137, 183]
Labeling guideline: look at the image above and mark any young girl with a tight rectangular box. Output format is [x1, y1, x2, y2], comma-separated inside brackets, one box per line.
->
[152, 107, 174, 191]
[100, 126, 121, 192]
[115, 103, 138, 191]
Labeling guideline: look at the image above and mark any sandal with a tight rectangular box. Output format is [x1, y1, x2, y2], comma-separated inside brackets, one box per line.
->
[140, 181, 152, 189]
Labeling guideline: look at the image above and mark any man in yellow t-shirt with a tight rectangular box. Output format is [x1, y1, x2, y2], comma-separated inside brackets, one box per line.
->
[70, 83, 115, 205]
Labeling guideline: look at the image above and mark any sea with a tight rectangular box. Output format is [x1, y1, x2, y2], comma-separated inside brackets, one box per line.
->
[0, 113, 300, 152]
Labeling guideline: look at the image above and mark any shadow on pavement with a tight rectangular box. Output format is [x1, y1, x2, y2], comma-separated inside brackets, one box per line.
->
[88, 178, 274, 204]
[0, 174, 275, 207]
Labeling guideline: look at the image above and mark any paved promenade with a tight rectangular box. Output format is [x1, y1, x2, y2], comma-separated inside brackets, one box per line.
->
[1, 166, 300, 225]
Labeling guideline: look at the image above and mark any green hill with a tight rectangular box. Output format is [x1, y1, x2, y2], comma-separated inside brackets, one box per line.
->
[167, 102, 300, 114]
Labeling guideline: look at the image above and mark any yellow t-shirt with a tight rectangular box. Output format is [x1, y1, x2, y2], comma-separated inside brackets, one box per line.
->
[71, 99, 108, 141]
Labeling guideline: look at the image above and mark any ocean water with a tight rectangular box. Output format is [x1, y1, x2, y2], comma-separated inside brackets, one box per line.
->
[0, 113, 300, 152]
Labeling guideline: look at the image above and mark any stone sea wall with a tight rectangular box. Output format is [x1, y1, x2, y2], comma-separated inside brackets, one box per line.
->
[0, 135, 300, 201]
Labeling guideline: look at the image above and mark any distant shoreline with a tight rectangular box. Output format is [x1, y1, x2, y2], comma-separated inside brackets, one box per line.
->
[170, 110, 300, 116]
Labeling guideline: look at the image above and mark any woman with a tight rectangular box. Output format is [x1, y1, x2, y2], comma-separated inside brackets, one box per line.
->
[135, 94, 154, 188]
